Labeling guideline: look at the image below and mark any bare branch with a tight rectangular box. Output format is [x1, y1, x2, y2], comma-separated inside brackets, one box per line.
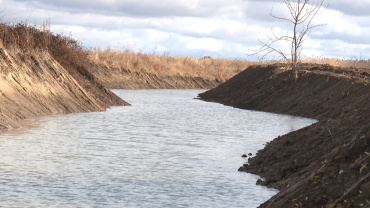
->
[250, 0, 326, 81]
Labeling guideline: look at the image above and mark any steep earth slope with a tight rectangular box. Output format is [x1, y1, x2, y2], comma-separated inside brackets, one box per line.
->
[199, 64, 369, 208]
[88, 63, 223, 89]
[0, 47, 129, 130]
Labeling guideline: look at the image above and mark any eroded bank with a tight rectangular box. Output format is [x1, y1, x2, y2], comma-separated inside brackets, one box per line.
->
[199, 64, 370, 208]
[0, 47, 128, 130]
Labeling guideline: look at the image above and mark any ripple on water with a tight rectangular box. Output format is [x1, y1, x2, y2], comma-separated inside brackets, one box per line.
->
[0, 90, 316, 208]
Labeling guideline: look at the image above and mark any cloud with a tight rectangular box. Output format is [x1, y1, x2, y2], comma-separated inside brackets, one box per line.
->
[329, 0, 370, 17]
[1, 0, 369, 59]
[242, 0, 370, 17]
[8, 0, 245, 18]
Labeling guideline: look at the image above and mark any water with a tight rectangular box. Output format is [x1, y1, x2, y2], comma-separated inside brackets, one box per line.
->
[0, 90, 316, 208]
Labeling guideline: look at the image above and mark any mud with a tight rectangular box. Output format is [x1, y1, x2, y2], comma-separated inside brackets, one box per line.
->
[199, 64, 370, 207]
[0, 47, 129, 130]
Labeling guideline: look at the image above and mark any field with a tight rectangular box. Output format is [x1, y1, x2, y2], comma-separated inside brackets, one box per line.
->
[1, 21, 369, 85]
[88, 46, 370, 84]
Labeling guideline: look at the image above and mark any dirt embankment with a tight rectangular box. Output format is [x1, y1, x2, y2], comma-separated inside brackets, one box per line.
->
[199, 64, 370, 208]
[88, 63, 223, 89]
[0, 47, 129, 130]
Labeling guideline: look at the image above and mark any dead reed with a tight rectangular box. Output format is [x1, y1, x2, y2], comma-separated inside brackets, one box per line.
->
[88, 46, 369, 81]
[301, 56, 370, 69]
[1, 19, 368, 83]
[88, 46, 278, 81]
[0, 20, 100, 84]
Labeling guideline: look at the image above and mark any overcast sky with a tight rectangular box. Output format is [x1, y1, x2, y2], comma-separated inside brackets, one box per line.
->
[1, 0, 369, 59]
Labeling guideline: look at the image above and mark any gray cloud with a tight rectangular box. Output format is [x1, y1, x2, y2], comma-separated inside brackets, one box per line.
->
[243, 0, 370, 17]
[329, 0, 370, 17]
[9, 0, 242, 18]
[312, 31, 370, 45]
[1, 0, 369, 59]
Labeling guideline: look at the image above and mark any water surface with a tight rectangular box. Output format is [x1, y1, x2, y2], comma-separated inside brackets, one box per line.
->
[0, 90, 316, 208]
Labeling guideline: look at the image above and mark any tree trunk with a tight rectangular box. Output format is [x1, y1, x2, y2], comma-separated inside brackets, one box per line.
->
[292, 62, 298, 81]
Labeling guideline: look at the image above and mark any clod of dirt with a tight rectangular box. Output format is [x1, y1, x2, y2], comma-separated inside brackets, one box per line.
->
[199, 63, 370, 208]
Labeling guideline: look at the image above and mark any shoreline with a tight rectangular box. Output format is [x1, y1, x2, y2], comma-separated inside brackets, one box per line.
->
[88, 62, 223, 90]
[198, 63, 369, 207]
[0, 47, 129, 131]
[2, 35, 368, 207]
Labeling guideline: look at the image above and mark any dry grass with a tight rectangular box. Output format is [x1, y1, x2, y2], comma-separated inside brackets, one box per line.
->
[301, 56, 370, 69]
[88, 46, 369, 81]
[1, 20, 368, 83]
[0, 21, 101, 85]
[88, 46, 278, 81]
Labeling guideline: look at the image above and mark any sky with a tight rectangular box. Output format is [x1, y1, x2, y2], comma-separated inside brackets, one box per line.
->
[1, 0, 369, 59]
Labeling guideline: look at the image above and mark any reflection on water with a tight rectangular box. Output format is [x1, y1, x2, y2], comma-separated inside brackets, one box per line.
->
[0, 90, 316, 208]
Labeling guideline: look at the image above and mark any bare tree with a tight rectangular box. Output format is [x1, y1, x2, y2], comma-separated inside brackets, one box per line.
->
[254, 0, 326, 81]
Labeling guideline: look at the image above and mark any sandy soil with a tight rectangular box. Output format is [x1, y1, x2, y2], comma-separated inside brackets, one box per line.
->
[0, 47, 128, 130]
[199, 64, 369, 208]
[88, 63, 223, 89]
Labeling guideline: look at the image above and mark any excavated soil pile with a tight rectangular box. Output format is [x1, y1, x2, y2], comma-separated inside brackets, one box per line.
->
[88, 63, 223, 89]
[199, 64, 369, 208]
[0, 47, 129, 130]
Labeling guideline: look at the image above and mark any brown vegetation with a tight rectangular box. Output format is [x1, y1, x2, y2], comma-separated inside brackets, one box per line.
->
[0, 21, 128, 130]
[1, 20, 368, 89]
[87, 46, 370, 89]
[301, 55, 370, 69]
[1, 18, 370, 207]
[87, 46, 261, 86]
[1, 22, 106, 91]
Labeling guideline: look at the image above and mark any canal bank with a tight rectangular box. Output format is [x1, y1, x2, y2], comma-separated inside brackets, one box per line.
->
[0, 22, 130, 131]
[0, 46, 129, 130]
[199, 64, 370, 208]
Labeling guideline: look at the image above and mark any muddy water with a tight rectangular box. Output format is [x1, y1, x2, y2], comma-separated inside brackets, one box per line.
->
[0, 90, 316, 208]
